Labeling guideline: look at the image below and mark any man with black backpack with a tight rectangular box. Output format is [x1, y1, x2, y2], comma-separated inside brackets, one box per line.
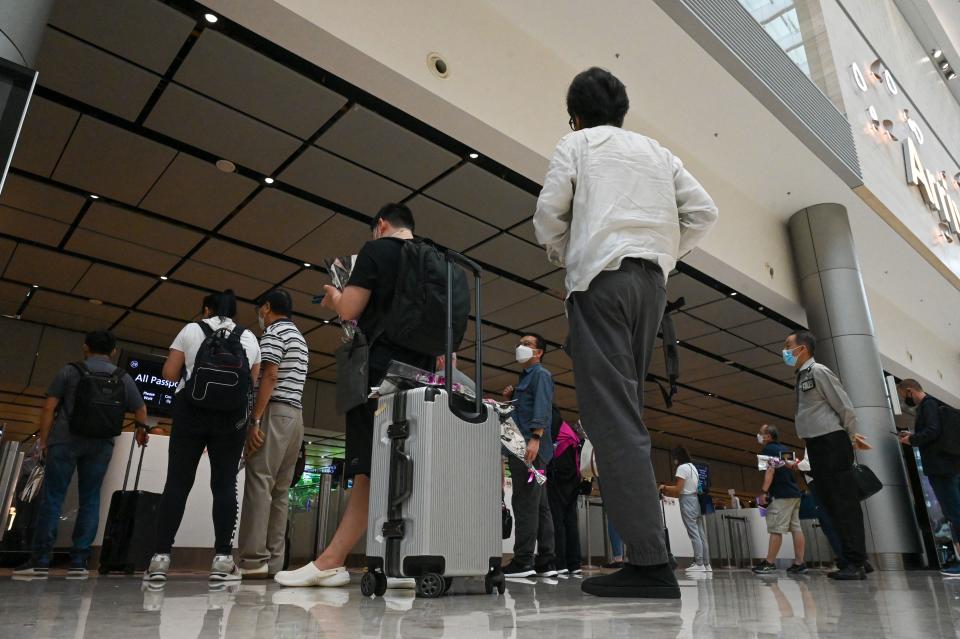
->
[14, 330, 148, 579]
[897, 379, 960, 577]
[277, 203, 450, 588]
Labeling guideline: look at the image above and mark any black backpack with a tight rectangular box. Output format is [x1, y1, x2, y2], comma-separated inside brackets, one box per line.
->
[68, 362, 127, 439]
[938, 405, 960, 456]
[184, 322, 251, 412]
[382, 240, 469, 356]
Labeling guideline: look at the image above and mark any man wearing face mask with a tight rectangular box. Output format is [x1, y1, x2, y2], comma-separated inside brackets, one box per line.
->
[751, 424, 806, 575]
[897, 379, 960, 577]
[784, 330, 871, 580]
[239, 288, 308, 578]
[501, 333, 557, 578]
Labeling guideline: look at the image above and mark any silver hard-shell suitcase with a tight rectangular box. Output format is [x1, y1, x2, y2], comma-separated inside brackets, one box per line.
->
[362, 249, 505, 598]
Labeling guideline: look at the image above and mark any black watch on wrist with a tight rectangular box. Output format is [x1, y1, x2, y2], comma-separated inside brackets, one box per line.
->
[530, 433, 542, 441]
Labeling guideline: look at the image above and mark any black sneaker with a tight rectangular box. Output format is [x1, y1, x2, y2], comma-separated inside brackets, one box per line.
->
[864, 561, 875, 574]
[581, 563, 680, 598]
[13, 561, 49, 578]
[829, 565, 866, 580]
[67, 558, 89, 580]
[786, 563, 809, 574]
[568, 565, 583, 575]
[502, 560, 536, 578]
[535, 561, 558, 578]
[751, 560, 777, 575]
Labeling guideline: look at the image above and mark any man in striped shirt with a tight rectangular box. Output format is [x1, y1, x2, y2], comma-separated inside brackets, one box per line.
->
[238, 288, 309, 578]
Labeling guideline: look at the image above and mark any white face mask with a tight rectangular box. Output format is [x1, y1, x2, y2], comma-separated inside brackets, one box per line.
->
[756, 433, 765, 445]
[515, 345, 535, 364]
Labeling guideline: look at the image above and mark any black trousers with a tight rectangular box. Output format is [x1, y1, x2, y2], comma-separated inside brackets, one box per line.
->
[547, 447, 582, 570]
[155, 402, 247, 555]
[508, 454, 555, 566]
[806, 429, 867, 567]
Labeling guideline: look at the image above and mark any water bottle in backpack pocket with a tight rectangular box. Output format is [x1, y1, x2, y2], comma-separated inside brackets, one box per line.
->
[184, 321, 251, 411]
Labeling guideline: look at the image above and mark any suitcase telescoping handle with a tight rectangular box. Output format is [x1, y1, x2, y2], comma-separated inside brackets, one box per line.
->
[444, 249, 485, 422]
[121, 429, 147, 492]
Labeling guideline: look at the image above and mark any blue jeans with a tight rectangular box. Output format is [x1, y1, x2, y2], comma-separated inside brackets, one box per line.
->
[608, 520, 625, 559]
[808, 482, 844, 561]
[32, 438, 114, 565]
[928, 474, 960, 543]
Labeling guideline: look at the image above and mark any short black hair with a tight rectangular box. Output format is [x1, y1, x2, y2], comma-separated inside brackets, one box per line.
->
[370, 203, 415, 232]
[85, 330, 116, 355]
[523, 332, 547, 361]
[567, 67, 630, 129]
[672, 446, 692, 465]
[763, 424, 780, 441]
[789, 330, 816, 356]
[204, 289, 237, 319]
[258, 288, 293, 316]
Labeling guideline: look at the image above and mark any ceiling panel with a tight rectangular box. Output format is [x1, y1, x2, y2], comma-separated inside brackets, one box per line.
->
[0, 207, 68, 246]
[318, 106, 459, 188]
[140, 153, 258, 229]
[755, 362, 796, 383]
[476, 272, 539, 313]
[406, 195, 498, 251]
[686, 330, 754, 356]
[672, 311, 720, 340]
[49, 0, 196, 73]
[0, 281, 27, 316]
[146, 84, 301, 175]
[467, 234, 554, 280]
[222, 189, 334, 253]
[728, 318, 793, 347]
[666, 273, 725, 308]
[191, 239, 299, 284]
[726, 346, 782, 370]
[549, 347, 574, 372]
[3, 244, 90, 291]
[172, 260, 274, 300]
[22, 290, 124, 332]
[37, 28, 160, 121]
[535, 270, 565, 298]
[462, 319, 507, 344]
[66, 229, 181, 275]
[10, 97, 80, 177]
[284, 269, 332, 296]
[521, 314, 570, 344]
[53, 116, 178, 204]
[175, 30, 346, 139]
[280, 147, 411, 216]
[0, 174, 86, 222]
[284, 214, 371, 266]
[80, 201, 204, 255]
[304, 325, 345, 355]
[486, 294, 565, 329]
[424, 163, 535, 228]
[112, 312, 186, 349]
[687, 297, 766, 330]
[72, 264, 156, 307]
[508, 219, 537, 244]
[137, 282, 206, 321]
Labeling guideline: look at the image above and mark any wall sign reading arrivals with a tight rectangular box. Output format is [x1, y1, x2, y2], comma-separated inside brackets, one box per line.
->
[904, 137, 960, 241]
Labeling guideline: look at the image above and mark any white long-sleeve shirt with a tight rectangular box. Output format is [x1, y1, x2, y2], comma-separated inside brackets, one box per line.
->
[533, 126, 718, 297]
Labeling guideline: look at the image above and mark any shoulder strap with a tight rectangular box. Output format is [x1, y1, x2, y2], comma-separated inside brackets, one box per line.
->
[69, 361, 90, 377]
[196, 320, 214, 337]
[228, 325, 244, 341]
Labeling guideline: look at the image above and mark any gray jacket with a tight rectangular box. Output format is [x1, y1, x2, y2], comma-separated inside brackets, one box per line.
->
[794, 358, 858, 440]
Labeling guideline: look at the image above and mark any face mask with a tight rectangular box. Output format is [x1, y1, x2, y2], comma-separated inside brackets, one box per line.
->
[257, 312, 266, 332]
[782, 347, 799, 367]
[756, 434, 765, 444]
[904, 394, 916, 408]
[516, 345, 535, 364]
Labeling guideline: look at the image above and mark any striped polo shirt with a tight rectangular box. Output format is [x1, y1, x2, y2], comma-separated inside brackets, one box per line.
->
[260, 318, 308, 409]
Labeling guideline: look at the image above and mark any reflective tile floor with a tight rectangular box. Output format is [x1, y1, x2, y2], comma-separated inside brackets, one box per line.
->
[3, 568, 960, 638]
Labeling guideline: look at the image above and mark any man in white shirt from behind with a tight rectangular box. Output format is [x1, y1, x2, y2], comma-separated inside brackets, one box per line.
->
[534, 67, 718, 599]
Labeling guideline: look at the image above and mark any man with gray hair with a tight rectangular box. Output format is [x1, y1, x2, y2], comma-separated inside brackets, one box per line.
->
[752, 424, 806, 575]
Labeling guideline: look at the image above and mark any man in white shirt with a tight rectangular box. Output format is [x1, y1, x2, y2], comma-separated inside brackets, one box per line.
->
[534, 67, 718, 598]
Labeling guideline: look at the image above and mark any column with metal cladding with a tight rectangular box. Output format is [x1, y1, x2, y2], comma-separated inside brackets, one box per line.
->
[789, 203, 921, 567]
[0, 0, 55, 68]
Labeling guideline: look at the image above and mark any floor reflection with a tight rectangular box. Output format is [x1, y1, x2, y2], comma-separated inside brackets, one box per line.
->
[4, 569, 960, 638]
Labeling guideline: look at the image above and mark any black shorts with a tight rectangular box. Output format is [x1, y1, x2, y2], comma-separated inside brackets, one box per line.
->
[345, 396, 377, 479]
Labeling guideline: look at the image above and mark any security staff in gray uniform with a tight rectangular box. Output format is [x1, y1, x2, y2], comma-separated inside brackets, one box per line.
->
[783, 330, 872, 581]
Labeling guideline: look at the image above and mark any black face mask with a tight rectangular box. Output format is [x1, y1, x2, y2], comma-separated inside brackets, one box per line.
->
[904, 394, 917, 408]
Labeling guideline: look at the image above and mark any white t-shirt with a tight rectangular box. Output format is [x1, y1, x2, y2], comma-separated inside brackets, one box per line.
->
[170, 317, 262, 393]
[675, 463, 700, 495]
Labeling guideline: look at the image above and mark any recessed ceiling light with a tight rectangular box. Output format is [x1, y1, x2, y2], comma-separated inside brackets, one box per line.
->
[468, 153, 479, 159]
[949, 71, 958, 80]
[758, 306, 764, 311]
[303, 262, 312, 268]
[31, 284, 38, 288]
[89, 194, 99, 199]
[88, 299, 103, 305]
[160, 275, 168, 281]
[204, 13, 218, 23]
[264, 177, 275, 184]
[730, 291, 738, 297]
[215, 158, 236, 173]
[941, 61, 950, 70]
[933, 49, 943, 60]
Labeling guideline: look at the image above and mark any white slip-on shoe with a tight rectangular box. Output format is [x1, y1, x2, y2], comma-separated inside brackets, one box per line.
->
[274, 563, 350, 588]
[386, 577, 416, 590]
[685, 564, 707, 573]
[705, 565, 713, 573]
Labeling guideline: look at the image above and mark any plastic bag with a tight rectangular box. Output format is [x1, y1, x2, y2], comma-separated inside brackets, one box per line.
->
[375, 360, 476, 400]
[490, 401, 546, 486]
[19, 463, 44, 503]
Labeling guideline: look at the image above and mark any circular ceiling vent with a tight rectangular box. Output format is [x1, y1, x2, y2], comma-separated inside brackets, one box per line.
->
[427, 53, 449, 79]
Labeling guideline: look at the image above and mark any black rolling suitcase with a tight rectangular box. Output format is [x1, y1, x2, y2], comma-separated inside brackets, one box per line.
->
[98, 436, 160, 575]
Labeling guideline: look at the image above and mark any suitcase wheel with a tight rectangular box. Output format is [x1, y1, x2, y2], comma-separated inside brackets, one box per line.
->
[485, 572, 506, 595]
[415, 573, 445, 599]
[361, 572, 388, 598]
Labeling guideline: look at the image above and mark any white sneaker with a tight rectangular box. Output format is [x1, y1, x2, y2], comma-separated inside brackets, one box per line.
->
[240, 564, 270, 579]
[274, 563, 350, 588]
[685, 564, 707, 573]
[386, 577, 416, 590]
[705, 565, 713, 573]
[210, 555, 241, 582]
[144, 554, 171, 582]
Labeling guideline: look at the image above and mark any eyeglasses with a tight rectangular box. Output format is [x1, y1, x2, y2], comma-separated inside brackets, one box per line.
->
[568, 117, 576, 131]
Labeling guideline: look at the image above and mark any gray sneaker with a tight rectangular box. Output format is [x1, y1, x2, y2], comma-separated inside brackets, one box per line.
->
[144, 554, 171, 582]
[209, 555, 241, 582]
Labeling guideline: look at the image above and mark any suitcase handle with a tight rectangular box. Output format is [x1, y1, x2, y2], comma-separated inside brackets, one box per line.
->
[389, 450, 413, 509]
[444, 249, 486, 423]
[121, 430, 147, 492]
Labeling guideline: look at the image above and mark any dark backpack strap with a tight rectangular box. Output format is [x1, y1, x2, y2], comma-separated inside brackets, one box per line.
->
[196, 320, 214, 337]
[69, 361, 90, 377]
